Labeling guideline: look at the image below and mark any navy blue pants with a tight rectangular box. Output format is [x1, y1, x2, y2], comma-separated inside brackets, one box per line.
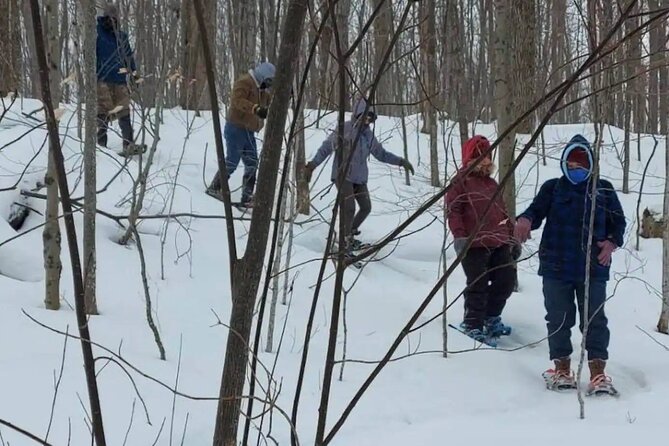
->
[210, 122, 258, 203]
[543, 278, 609, 360]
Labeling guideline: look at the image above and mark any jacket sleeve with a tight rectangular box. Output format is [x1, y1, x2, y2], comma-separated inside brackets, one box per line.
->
[518, 179, 557, 230]
[230, 79, 256, 115]
[369, 132, 403, 166]
[311, 130, 336, 167]
[601, 180, 626, 247]
[445, 178, 468, 239]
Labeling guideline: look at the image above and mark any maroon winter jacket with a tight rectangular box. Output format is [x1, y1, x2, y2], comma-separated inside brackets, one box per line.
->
[445, 136, 513, 248]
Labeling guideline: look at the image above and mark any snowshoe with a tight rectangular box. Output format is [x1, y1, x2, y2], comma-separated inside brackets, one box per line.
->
[586, 375, 619, 397]
[484, 316, 512, 338]
[119, 143, 147, 157]
[206, 188, 224, 201]
[449, 323, 497, 347]
[542, 369, 577, 391]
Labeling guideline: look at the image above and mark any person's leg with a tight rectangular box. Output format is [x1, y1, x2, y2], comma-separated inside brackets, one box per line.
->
[485, 245, 516, 318]
[96, 82, 112, 147]
[543, 278, 578, 360]
[337, 180, 356, 242]
[209, 122, 243, 193]
[239, 129, 258, 204]
[460, 248, 492, 330]
[112, 84, 136, 151]
[351, 183, 371, 236]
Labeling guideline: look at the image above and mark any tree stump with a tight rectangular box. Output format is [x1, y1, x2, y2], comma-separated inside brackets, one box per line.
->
[640, 207, 664, 239]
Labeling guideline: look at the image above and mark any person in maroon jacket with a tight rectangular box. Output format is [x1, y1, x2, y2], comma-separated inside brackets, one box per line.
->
[446, 135, 516, 345]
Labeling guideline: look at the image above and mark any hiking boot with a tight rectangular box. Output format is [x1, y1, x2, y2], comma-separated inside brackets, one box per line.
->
[206, 186, 224, 201]
[542, 357, 576, 391]
[587, 359, 618, 396]
[458, 322, 496, 347]
[345, 235, 371, 252]
[120, 143, 146, 157]
[484, 316, 512, 337]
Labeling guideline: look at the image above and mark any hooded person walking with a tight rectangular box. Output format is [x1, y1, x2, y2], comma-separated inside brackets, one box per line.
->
[445, 135, 516, 346]
[304, 98, 414, 253]
[514, 134, 626, 395]
[96, 3, 144, 156]
[206, 62, 275, 208]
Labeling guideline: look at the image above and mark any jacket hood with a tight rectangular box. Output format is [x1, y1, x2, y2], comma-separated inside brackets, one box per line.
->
[351, 97, 376, 124]
[462, 135, 491, 166]
[560, 134, 594, 184]
[252, 62, 276, 86]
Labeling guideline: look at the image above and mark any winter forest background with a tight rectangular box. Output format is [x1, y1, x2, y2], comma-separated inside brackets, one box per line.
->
[0, 0, 669, 445]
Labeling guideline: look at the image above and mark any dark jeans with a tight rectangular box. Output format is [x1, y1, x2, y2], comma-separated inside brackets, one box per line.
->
[543, 278, 609, 360]
[210, 122, 258, 203]
[337, 181, 372, 237]
[461, 245, 515, 329]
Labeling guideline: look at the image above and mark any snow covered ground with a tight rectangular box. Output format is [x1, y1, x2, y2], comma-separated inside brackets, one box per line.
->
[0, 98, 667, 445]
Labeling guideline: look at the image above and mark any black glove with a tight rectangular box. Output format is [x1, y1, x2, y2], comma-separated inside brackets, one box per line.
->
[253, 104, 268, 119]
[401, 158, 415, 175]
[454, 238, 467, 255]
[304, 162, 315, 183]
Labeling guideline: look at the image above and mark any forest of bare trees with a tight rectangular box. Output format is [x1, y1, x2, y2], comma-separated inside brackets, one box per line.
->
[1, 0, 669, 445]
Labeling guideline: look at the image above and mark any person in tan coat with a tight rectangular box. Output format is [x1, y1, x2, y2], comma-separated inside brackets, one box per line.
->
[207, 62, 275, 207]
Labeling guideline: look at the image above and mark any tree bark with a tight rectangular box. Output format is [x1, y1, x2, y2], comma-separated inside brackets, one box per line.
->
[648, 0, 661, 133]
[494, 0, 517, 218]
[0, 0, 21, 95]
[659, 126, 669, 333]
[28, 0, 106, 442]
[79, 0, 98, 314]
[43, 0, 62, 311]
[208, 0, 309, 443]
[511, 1, 536, 133]
[372, 0, 394, 116]
[180, 0, 216, 111]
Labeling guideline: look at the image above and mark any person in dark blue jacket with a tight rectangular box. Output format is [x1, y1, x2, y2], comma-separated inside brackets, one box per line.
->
[514, 134, 626, 396]
[96, 3, 143, 156]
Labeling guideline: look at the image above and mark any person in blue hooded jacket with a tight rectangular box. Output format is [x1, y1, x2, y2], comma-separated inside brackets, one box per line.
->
[514, 134, 626, 396]
[304, 98, 414, 252]
[206, 62, 275, 207]
[96, 3, 143, 156]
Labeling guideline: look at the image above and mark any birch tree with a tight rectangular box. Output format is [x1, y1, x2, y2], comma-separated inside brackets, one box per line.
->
[43, 0, 62, 311]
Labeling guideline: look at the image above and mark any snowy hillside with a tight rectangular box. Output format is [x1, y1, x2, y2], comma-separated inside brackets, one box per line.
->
[0, 98, 667, 445]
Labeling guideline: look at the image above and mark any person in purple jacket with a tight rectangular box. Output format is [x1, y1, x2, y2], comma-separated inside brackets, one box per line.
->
[304, 98, 414, 252]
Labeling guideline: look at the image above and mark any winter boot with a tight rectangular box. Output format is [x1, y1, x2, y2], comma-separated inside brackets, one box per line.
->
[345, 235, 371, 252]
[586, 359, 618, 396]
[484, 316, 512, 337]
[240, 172, 256, 207]
[458, 322, 496, 347]
[118, 115, 146, 156]
[96, 114, 109, 147]
[542, 357, 577, 391]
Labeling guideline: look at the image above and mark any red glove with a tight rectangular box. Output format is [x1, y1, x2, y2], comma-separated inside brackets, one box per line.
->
[597, 240, 616, 266]
[514, 217, 532, 244]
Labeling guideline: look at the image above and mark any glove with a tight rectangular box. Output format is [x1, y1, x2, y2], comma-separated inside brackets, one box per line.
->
[304, 162, 316, 183]
[597, 240, 616, 266]
[253, 104, 268, 119]
[400, 158, 415, 175]
[513, 217, 532, 244]
[453, 238, 467, 255]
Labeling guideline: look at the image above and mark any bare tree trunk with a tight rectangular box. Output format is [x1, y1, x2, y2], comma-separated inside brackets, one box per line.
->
[295, 105, 310, 214]
[180, 0, 216, 111]
[422, 0, 440, 186]
[659, 128, 669, 334]
[28, 1, 106, 442]
[230, 0, 257, 79]
[79, 0, 98, 314]
[648, 0, 661, 134]
[0, 0, 21, 95]
[43, 0, 62, 311]
[372, 0, 393, 115]
[494, 0, 517, 218]
[207, 0, 309, 442]
[659, 0, 669, 134]
[511, 1, 536, 133]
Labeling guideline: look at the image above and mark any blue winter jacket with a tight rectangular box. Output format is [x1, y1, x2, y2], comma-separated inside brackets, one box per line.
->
[310, 99, 403, 184]
[96, 17, 136, 84]
[518, 136, 626, 282]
